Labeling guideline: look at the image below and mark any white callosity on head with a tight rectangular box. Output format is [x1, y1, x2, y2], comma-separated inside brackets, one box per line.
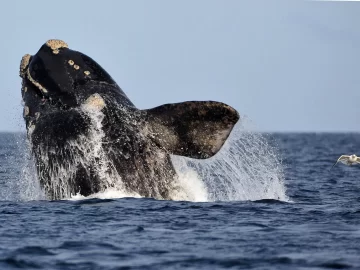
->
[68, 60, 82, 71]
[20, 53, 49, 94]
[46, 39, 68, 50]
[20, 54, 31, 78]
[46, 39, 68, 54]
[82, 94, 106, 112]
[26, 69, 48, 94]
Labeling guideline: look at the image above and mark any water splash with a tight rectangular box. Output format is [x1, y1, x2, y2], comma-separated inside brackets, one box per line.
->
[6, 134, 45, 201]
[19, 143, 45, 201]
[172, 117, 289, 202]
[15, 109, 288, 202]
[18, 105, 130, 200]
[169, 169, 209, 202]
[81, 100, 127, 192]
[40, 105, 130, 198]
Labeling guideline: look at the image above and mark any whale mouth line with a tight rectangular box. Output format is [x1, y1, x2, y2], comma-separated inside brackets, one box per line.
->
[21, 53, 50, 101]
[26, 68, 49, 96]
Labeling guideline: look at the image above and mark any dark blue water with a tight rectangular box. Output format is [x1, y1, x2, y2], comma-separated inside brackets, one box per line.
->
[0, 132, 360, 269]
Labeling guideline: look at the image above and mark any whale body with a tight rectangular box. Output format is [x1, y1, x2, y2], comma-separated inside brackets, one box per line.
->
[20, 40, 239, 200]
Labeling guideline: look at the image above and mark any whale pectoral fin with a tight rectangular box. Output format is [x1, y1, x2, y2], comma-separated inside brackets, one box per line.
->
[144, 101, 239, 159]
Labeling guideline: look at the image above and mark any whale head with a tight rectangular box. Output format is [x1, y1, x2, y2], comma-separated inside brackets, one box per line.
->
[20, 39, 134, 129]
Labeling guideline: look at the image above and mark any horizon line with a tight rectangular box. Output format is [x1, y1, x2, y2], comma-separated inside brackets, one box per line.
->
[1, 130, 359, 134]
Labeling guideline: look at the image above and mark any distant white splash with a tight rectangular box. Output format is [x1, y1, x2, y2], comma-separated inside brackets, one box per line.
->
[172, 116, 289, 202]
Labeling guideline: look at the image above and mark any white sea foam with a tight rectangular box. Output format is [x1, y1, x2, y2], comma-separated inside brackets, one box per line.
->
[67, 188, 142, 201]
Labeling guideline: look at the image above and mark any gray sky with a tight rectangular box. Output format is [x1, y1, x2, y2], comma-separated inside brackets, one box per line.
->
[1, 1, 359, 132]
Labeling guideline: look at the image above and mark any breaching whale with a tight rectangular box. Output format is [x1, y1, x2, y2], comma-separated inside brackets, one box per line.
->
[19, 39, 239, 200]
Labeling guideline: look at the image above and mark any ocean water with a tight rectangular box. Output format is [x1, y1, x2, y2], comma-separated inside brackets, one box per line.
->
[0, 130, 359, 269]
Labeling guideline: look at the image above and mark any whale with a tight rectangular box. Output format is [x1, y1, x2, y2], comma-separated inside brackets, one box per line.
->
[19, 39, 239, 200]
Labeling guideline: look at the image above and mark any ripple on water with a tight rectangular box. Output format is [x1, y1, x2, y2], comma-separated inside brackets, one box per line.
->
[0, 133, 360, 269]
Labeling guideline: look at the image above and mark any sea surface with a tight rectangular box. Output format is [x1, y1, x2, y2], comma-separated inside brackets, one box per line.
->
[0, 132, 360, 270]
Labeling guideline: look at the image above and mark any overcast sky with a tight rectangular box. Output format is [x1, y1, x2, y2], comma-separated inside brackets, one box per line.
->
[1, 1, 359, 132]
